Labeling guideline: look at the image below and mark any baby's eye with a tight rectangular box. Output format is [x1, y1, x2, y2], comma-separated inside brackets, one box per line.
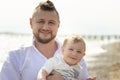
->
[69, 49, 73, 51]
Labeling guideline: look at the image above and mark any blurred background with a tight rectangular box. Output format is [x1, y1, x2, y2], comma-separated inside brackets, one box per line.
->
[0, 0, 120, 35]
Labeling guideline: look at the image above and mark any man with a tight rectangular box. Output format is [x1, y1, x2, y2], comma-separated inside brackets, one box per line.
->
[0, 0, 95, 80]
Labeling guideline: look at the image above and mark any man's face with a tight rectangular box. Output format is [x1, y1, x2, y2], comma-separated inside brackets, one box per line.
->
[30, 10, 60, 43]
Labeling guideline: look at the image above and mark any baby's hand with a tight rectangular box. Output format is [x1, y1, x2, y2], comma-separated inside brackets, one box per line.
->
[37, 69, 48, 80]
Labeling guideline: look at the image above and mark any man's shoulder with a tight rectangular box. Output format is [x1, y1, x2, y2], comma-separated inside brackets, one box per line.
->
[8, 45, 33, 58]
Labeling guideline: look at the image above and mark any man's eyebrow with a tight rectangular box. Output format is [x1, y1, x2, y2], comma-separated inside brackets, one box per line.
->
[49, 20, 56, 22]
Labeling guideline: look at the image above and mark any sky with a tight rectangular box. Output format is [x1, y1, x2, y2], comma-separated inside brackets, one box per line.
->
[0, 0, 120, 35]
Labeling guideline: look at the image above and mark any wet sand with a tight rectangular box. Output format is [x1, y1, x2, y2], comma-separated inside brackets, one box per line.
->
[86, 41, 120, 80]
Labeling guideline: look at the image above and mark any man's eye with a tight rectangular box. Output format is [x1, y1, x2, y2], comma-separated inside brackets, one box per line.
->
[49, 22, 54, 25]
[77, 51, 81, 53]
[37, 21, 44, 23]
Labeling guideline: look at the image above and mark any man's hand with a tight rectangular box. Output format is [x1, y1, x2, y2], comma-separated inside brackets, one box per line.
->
[46, 70, 64, 80]
[87, 77, 96, 80]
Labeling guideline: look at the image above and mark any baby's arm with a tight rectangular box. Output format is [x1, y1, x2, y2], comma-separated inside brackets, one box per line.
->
[37, 69, 48, 80]
[38, 57, 57, 80]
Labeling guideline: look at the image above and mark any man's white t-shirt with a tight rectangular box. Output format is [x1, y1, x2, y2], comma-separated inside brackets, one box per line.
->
[0, 38, 89, 80]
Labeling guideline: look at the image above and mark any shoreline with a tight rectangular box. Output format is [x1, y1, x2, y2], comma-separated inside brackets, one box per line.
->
[86, 41, 120, 80]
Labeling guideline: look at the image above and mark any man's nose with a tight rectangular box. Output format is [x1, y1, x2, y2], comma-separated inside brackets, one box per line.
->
[42, 23, 49, 29]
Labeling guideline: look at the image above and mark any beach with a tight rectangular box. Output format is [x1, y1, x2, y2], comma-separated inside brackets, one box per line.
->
[86, 40, 120, 80]
[0, 34, 120, 80]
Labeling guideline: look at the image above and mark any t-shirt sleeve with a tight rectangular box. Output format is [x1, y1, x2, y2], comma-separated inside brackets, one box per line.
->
[79, 58, 89, 80]
[0, 51, 21, 80]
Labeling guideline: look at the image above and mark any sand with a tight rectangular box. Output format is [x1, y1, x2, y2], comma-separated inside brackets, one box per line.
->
[86, 40, 120, 80]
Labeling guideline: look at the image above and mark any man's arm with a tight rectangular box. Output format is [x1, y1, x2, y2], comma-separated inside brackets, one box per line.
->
[46, 70, 64, 80]
[87, 77, 96, 80]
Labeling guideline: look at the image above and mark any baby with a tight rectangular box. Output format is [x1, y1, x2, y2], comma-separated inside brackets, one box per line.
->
[37, 34, 86, 80]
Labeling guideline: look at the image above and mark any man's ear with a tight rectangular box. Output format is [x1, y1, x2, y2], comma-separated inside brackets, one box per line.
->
[58, 22, 60, 28]
[29, 18, 33, 28]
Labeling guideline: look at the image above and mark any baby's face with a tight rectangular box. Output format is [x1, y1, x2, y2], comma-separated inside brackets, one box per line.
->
[62, 41, 85, 66]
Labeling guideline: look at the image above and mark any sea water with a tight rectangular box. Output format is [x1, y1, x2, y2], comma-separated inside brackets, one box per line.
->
[0, 33, 117, 70]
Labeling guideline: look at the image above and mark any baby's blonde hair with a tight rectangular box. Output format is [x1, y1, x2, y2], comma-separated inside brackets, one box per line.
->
[63, 34, 86, 51]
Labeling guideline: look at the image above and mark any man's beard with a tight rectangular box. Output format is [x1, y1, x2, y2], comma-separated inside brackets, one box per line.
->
[33, 31, 56, 44]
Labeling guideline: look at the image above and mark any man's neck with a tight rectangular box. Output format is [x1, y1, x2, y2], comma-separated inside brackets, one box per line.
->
[34, 40, 58, 58]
